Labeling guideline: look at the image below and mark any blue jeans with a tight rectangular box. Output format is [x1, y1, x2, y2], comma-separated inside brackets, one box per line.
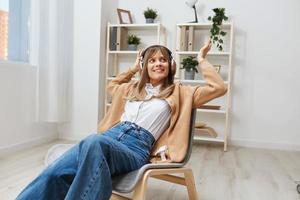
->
[16, 121, 155, 200]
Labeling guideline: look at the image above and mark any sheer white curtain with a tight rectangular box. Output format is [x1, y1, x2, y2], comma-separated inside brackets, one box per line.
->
[35, 0, 73, 122]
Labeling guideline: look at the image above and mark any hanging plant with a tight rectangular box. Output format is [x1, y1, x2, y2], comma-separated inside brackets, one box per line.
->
[207, 8, 229, 51]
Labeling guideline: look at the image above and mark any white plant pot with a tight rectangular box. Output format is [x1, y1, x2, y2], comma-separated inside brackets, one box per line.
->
[128, 44, 138, 51]
[146, 18, 155, 23]
[184, 70, 195, 80]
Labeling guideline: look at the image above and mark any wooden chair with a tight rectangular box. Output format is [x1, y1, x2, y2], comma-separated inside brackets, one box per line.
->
[111, 109, 198, 200]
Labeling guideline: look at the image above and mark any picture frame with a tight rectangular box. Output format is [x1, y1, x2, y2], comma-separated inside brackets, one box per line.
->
[117, 8, 133, 24]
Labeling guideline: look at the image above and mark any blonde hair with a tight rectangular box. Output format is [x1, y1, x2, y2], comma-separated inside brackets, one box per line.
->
[126, 46, 175, 101]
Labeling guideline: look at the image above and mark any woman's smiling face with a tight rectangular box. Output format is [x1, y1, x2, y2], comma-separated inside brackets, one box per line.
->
[146, 50, 169, 86]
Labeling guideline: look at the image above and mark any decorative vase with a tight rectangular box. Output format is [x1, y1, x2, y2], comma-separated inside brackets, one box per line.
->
[146, 18, 154, 23]
[128, 44, 137, 51]
[184, 70, 195, 80]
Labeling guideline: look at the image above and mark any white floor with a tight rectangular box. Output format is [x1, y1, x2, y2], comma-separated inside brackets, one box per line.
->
[1, 140, 300, 200]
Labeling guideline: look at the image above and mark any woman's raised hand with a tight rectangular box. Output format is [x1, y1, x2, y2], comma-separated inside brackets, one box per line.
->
[198, 40, 212, 62]
[130, 49, 144, 73]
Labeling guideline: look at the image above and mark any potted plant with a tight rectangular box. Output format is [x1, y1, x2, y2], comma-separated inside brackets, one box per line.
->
[207, 8, 229, 51]
[143, 8, 158, 23]
[127, 34, 141, 51]
[180, 56, 198, 80]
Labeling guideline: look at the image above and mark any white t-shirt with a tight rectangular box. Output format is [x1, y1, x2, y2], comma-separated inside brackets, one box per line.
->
[120, 83, 171, 140]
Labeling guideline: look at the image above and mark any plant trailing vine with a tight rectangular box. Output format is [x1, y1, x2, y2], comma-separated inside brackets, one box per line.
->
[208, 8, 228, 51]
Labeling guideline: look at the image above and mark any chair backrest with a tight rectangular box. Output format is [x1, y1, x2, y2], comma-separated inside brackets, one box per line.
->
[180, 108, 196, 165]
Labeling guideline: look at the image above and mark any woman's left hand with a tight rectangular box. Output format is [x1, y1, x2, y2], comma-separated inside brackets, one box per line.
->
[198, 40, 212, 62]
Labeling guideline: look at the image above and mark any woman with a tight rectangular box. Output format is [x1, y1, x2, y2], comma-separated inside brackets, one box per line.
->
[17, 40, 227, 200]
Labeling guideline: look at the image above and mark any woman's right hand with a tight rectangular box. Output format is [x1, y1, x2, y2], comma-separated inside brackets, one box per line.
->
[130, 49, 144, 73]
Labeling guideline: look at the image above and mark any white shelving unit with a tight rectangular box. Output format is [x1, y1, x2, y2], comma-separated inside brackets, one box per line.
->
[174, 22, 234, 151]
[176, 51, 231, 56]
[104, 22, 166, 113]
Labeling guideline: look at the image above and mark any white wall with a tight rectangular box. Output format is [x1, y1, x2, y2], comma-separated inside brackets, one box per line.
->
[114, 0, 300, 150]
[0, 62, 57, 156]
[58, 0, 102, 140]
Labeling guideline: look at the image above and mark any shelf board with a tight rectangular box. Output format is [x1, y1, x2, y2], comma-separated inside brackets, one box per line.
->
[175, 51, 230, 56]
[193, 135, 225, 142]
[108, 23, 161, 30]
[177, 22, 232, 29]
[196, 108, 226, 114]
[177, 79, 229, 85]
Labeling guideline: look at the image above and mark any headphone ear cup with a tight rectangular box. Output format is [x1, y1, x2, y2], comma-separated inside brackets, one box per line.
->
[139, 62, 143, 70]
[139, 57, 143, 69]
[138, 58, 143, 76]
[171, 59, 176, 76]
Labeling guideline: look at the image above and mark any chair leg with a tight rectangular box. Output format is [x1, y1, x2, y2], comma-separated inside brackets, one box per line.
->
[132, 170, 151, 200]
[184, 169, 198, 200]
[113, 168, 198, 200]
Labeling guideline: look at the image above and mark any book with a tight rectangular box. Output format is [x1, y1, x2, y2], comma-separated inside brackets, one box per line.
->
[199, 105, 221, 110]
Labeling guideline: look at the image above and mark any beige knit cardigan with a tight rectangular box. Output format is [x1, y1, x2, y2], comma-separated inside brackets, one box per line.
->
[97, 59, 227, 163]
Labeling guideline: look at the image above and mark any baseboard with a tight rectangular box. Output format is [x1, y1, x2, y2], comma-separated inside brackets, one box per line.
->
[230, 138, 300, 151]
[0, 134, 58, 157]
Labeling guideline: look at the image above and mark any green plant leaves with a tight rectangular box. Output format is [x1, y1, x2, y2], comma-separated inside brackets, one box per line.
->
[127, 34, 141, 45]
[220, 31, 226, 36]
[144, 8, 158, 19]
[207, 8, 228, 51]
[180, 56, 199, 73]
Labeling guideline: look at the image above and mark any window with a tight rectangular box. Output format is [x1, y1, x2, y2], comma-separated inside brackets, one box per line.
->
[0, 0, 30, 63]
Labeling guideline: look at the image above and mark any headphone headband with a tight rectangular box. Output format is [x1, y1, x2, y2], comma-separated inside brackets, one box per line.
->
[141, 45, 172, 58]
